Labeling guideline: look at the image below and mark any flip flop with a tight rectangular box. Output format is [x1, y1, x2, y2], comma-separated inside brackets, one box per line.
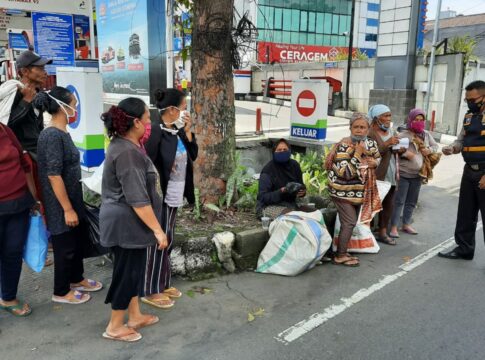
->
[52, 290, 91, 304]
[141, 296, 174, 309]
[163, 287, 182, 298]
[332, 256, 360, 267]
[401, 227, 418, 235]
[0, 300, 32, 317]
[102, 330, 142, 342]
[376, 236, 397, 245]
[71, 279, 103, 292]
[127, 315, 160, 330]
[389, 232, 400, 239]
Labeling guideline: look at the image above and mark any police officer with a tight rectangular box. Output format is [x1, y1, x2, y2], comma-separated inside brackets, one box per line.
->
[439, 80, 485, 260]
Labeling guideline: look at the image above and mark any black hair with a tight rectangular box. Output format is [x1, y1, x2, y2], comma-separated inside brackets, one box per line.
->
[32, 86, 73, 114]
[465, 80, 485, 92]
[101, 97, 147, 138]
[154, 88, 185, 113]
[272, 138, 290, 152]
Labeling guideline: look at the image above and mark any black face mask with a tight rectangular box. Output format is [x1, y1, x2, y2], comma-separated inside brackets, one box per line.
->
[467, 96, 484, 114]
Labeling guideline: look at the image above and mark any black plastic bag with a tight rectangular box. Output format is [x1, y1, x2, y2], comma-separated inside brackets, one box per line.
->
[83, 203, 109, 258]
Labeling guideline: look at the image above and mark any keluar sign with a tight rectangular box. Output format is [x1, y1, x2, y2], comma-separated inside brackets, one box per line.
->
[290, 80, 329, 141]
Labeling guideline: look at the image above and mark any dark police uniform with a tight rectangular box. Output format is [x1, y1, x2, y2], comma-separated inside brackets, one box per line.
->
[451, 108, 485, 258]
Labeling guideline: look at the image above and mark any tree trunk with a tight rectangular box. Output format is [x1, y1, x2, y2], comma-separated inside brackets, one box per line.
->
[192, 0, 236, 204]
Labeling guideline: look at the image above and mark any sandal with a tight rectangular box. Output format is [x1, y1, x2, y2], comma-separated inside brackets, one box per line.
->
[141, 296, 174, 309]
[103, 328, 142, 342]
[127, 315, 160, 330]
[332, 255, 360, 267]
[163, 287, 182, 298]
[0, 299, 32, 317]
[52, 290, 91, 304]
[389, 232, 400, 239]
[71, 279, 103, 292]
[376, 236, 397, 245]
[401, 226, 418, 235]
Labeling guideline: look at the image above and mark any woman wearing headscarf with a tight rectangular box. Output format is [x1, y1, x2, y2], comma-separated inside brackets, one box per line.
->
[367, 104, 402, 245]
[389, 108, 439, 238]
[326, 113, 381, 267]
[257, 139, 306, 219]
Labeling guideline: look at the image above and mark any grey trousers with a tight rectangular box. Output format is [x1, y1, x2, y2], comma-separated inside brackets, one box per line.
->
[391, 176, 422, 227]
[333, 198, 360, 254]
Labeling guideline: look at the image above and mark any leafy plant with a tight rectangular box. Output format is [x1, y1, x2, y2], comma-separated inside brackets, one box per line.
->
[292, 149, 331, 197]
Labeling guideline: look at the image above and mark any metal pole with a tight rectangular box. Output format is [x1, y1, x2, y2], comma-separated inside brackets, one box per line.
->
[424, 0, 443, 118]
[87, 0, 96, 59]
[166, 0, 174, 89]
[345, 0, 356, 110]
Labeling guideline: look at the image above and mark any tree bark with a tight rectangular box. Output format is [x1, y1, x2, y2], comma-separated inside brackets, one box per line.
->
[192, 0, 236, 203]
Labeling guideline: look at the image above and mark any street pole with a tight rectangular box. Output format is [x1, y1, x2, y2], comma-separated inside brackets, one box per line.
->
[423, 0, 443, 118]
[166, 0, 174, 89]
[87, 0, 96, 59]
[345, 0, 355, 110]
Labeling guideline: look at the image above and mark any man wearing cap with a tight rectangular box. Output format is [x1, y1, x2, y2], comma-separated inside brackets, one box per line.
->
[8, 50, 52, 161]
[439, 80, 485, 260]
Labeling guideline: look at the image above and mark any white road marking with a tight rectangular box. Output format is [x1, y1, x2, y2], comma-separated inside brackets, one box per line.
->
[275, 223, 483, 345]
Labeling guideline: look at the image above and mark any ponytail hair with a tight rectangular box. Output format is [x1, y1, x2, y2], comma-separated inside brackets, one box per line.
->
[101, 97, 147, 137]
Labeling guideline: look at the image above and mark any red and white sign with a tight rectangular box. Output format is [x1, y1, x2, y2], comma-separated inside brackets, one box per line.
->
[258, 41, 356, 64]
[296, 90, 316, 117]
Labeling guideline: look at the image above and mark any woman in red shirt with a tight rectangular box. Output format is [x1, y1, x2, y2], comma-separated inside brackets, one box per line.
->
[0, 123, 39, 316]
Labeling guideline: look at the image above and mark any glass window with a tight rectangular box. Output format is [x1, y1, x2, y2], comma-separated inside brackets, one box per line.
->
[291, 9, 300, 31]
[338, 36, 347, 46]
[274, 30, 283, 43]
[308, 11, 316, 32]
[366, 18, 379, 27]
[368, 3, 380, 12]
[257, 7, 266, 29]
[282, 9, 292, 30]
[283, 31, 291, 43]
[274, 8, 283, 30]
[365, 33, 378, 42]
[330, 35, 339, 46]
[308, 33, 316, 45]
[324, 13, 332, 34]
[316, 34, 324, 45]
[323, 34, 330, 45]
[316, 13, 324, 33]
[299, 32, 308, 45]
[339, 16, 348, 34]
[332, 14, 339, 34]
[291, 32, 300, 44]
[300, 11, 308, 32]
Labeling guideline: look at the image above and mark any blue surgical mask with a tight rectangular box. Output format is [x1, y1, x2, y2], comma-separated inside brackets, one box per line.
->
[273, 150, 291, 163]
[377, 120, 389, 131]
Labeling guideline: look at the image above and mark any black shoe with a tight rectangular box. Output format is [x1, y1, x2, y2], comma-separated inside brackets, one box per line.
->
[438, 248, 473, 260]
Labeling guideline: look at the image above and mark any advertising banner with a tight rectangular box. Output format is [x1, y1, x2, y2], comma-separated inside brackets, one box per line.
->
[95, 0, 150, 101]
[8, 30, 29, 50]
[258, 41, 356, 64]
[0, 0, 90, 16]
[32, 12, 76, 75]
[290, 80, 329, 141]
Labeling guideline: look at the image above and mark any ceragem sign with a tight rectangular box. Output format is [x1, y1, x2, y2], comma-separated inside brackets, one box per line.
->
[290, 80, 329, 141]
[258, 41, 349, 64]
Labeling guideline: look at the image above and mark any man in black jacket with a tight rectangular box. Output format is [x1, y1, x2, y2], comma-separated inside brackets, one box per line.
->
[8, 50, 52, 161]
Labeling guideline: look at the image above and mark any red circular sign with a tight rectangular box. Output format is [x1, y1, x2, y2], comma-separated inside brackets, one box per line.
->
[296, 90, 317, 117]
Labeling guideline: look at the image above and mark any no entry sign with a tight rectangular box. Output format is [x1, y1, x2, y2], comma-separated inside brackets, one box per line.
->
[296, 90, 317, 117]
[290, 80, 329, 141]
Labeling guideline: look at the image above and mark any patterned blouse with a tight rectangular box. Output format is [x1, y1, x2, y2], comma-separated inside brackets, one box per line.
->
[328, 138, 381, 204]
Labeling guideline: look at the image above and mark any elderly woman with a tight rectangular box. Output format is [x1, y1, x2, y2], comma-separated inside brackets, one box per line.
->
[326, 113, 381, 267]
[389, 108, 439, 238]
[367, 104, 401, 245]
[257, 139, 306, 219]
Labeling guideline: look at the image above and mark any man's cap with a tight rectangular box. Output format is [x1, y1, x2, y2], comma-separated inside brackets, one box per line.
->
[16, 50, 52, 69]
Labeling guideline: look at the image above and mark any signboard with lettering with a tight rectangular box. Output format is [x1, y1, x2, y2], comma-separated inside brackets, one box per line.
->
[0, 0, 90, 16]
[290, 80, 329, 141]
[32, 12, 76, 75]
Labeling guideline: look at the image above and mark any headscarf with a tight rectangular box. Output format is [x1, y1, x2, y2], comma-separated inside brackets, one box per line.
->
[407, 108, 426, 127]
[368, 104, 391, 122]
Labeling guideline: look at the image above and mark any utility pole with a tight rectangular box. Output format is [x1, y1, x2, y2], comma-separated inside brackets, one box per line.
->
[424, 0, 443, 118]
[345, 0, 356, 110]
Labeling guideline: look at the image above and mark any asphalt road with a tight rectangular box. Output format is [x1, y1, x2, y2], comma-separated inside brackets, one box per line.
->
[2, 129, 484, 360]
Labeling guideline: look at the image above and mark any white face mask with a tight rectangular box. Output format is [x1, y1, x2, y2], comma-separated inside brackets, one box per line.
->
[48, 93, 77, 124]
[161, 106, 186, 129]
